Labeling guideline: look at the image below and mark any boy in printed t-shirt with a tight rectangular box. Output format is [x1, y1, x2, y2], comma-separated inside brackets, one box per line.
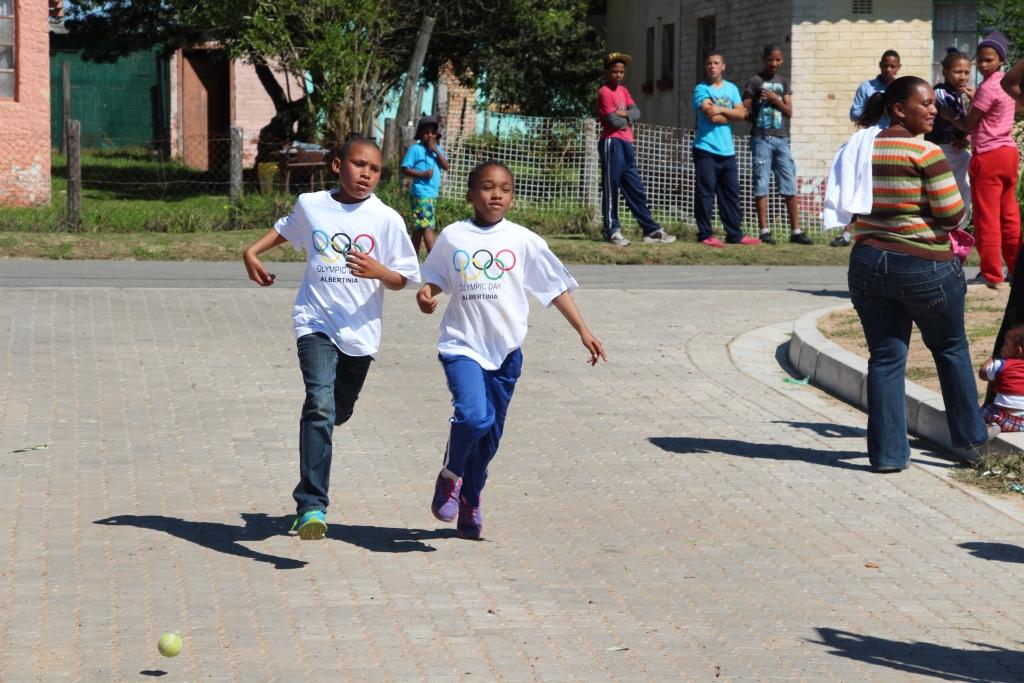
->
[242, 136, 420, 540]
[401, 115, 449, 256]
[742, 44, 811, 245]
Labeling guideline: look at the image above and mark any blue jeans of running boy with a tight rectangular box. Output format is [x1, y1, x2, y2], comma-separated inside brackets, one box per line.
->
[440, 349, 522, 507]
[848, 244, 987, 470]
[693, 148, 743, 242]
[598, 137, 662, 239]
[294, 332, 372, 514]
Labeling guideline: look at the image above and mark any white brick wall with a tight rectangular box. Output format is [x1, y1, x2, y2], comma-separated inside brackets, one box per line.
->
[790, 0, 933, 176]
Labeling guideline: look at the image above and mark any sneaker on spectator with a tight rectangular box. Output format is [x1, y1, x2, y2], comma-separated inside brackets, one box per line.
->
[456, 497, 483, 540]
[430, 470, 462, 522]
[789, 232, 813, 245]
[728, 235, 762, 245]
[700, 236, 725, 248]
[642, 229, 677, 244]
[829, 233, 851, 247]
[759, 230, 776, 244]
[606, 231, 630, 247]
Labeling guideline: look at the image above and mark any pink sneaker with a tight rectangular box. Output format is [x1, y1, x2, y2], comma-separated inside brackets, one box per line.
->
[731, 236, 762, 245]
[700, 237, 725, 248]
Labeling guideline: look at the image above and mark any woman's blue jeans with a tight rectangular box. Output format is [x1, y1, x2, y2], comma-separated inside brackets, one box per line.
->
[848, 244, 987, 470]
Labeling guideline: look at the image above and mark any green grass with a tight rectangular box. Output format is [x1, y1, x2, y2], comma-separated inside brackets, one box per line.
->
[0, 150, 851, 264]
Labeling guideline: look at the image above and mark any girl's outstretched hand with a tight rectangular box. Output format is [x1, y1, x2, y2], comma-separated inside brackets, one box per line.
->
[581, 332, 607, 366]
[417, 284, 438, 314]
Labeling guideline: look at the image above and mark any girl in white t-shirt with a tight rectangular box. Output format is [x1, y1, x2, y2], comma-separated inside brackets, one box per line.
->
[416, 160, 607, 539]
[242, 136, 420, 540]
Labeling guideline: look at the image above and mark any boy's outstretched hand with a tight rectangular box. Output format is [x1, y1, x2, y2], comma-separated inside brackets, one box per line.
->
[345, 250, 390, 280]
[580, 331, 607, 366]
[243, 252, 276, 286]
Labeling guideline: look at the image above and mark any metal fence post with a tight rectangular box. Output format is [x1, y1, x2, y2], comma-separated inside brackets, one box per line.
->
[582, 119, 601, 222]
[229, 126, 243, 206]
[67, 119, 82, 231]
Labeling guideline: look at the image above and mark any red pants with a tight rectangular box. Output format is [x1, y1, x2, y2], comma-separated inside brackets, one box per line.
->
[970, 146, 1021, 284]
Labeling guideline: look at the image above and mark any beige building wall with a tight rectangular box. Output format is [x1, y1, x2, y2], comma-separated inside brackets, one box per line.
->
[606, 0, 681, 128]
[789, 0, 933, 177]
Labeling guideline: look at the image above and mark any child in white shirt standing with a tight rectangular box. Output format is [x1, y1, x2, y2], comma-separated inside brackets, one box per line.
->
[416, 160, 606, 539]
[242, 136, 420, 540]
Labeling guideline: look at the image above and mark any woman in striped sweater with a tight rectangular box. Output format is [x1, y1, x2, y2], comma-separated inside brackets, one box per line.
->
[848, 75, 994, 473]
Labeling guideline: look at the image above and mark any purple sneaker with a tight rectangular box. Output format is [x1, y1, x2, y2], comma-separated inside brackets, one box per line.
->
[431, 472, 462, 522]
[456, 497, 483, 540]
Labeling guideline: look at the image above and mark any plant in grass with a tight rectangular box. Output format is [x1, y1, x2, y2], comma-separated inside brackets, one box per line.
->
[953, 450, 1024, 495]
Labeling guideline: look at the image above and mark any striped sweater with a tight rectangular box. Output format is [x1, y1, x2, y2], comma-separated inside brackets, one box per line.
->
[852, 134, 965, 259]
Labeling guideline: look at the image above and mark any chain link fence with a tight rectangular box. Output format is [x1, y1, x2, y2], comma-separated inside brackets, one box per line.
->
[441, 112, 828, 237]
[32, 114, 839, 235]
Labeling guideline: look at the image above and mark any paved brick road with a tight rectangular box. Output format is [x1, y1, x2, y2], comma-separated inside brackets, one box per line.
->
[1, 266, 1022, 681]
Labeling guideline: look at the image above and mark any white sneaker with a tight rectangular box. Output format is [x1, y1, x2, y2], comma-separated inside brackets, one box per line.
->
[607, 231, 630, 247]
[642, 229, 677, 244]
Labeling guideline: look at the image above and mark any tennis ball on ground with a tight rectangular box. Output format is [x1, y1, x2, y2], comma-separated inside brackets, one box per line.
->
[157, 632, 182, 657]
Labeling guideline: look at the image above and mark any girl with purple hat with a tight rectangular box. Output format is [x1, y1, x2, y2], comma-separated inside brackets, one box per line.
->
[945, 30, 1020, 289]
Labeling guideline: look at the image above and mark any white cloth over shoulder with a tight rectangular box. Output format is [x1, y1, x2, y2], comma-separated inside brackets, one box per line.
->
[420, 218, 578, 370]
[821, 125, 883, 230]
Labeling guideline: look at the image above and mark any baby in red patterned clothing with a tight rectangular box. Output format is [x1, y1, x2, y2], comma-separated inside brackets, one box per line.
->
[980, 324, 1024, 432]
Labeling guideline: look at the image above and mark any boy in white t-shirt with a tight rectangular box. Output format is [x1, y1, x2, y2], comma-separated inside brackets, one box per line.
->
[416, 160, 606, 539]
[242, 136, 420, 540]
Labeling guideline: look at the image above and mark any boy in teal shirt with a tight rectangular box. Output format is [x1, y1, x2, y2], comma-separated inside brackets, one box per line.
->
[401, 116, 449, 255]
[692, 50, 760, 247]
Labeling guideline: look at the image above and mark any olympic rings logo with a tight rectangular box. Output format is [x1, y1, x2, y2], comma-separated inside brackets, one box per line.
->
[312, 230, 375, 263]
[452, 248, 517, 281]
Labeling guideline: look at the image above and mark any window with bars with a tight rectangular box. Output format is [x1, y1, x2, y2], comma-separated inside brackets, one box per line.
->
[0, 0, 13, 99]
[661, 23, 675, 84]
[645, 26, 655, 83]
[852, 0, 873, 14]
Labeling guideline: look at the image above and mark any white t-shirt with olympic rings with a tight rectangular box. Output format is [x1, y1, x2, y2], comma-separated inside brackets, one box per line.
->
[275, 191, 421, 357]
[420, 218, 578, 370]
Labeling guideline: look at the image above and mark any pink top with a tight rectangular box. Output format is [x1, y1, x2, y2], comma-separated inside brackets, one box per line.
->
[596, 83, 635, 142]
[971, 71, 1017, 155]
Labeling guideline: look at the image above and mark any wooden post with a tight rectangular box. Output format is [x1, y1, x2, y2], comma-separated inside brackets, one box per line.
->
[67, 119, 82, 231]
[394, 16, 436, 129]
[382, 117, 397, 164]
[229, 126, 243, 206]
[62, 62, 70, 156]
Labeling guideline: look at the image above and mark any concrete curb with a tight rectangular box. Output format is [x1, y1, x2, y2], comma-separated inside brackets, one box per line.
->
[789, 303, 1024, 456]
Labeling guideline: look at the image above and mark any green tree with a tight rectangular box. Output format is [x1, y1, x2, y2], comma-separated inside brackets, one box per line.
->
[981, 1, 1024, 63]
[65, 0, 605, 145]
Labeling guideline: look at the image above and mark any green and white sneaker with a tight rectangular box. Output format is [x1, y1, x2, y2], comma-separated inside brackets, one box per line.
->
[291, 509, 327, 540]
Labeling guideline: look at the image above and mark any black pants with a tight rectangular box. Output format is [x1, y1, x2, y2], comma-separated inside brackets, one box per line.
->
[693, 147, 743, 242]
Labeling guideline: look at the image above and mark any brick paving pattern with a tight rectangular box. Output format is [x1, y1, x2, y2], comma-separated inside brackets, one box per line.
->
[1, 281, 1023, 681]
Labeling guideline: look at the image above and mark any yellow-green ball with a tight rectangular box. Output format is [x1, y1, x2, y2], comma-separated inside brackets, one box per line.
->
[157, 632, 182, 658]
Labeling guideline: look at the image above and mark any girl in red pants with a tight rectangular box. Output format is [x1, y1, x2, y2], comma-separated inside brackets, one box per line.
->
[948, 31, 1020, 288]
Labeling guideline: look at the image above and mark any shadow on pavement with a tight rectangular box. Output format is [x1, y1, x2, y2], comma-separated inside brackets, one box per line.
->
[330, 525, 459, 552]
[959, 541, 1024, 564]
[94, 513, 306, 570]
[789, 289, 850, 299]
[772, 421, 867, 438]
[811, 627, 1024, 682]
[649, 436, 871, 471]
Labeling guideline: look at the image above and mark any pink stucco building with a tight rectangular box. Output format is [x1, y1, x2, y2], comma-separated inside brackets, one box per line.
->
[0, 0, 51, 206]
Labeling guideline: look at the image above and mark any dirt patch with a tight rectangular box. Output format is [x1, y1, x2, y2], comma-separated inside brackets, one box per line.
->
[818, 285, 1010, 400]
